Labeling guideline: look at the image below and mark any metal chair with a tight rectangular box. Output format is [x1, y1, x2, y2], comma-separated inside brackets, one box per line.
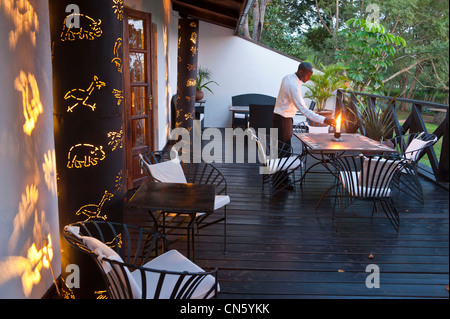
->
[248, 104, 275, 133]
[329, 154, 408, 232]
[231, 94, 276, 128]
[292, 100, 318, 132]
[294, 121, 334, 187]
[63, 221, 219, 299]
[248, 128, 306, 196]
[139, 150, 228, 255]
[389, 132, 438, 205]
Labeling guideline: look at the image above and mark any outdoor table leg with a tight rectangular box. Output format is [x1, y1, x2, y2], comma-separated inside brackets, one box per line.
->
[148, 210, 197, 261]
[313, 151, 345, 210]
[147, 209, 160, 232]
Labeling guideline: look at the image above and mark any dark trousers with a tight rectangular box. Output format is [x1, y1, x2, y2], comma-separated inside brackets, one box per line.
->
[272, 113, 293, 158]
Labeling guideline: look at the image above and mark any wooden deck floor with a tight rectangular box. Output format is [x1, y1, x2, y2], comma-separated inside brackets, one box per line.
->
[125, 135, 449, 299]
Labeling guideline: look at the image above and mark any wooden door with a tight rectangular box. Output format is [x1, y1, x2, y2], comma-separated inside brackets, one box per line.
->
[123, 8, 155, 189]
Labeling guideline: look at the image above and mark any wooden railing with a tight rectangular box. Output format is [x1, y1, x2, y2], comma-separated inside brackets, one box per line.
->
[336, 90, 449, 186]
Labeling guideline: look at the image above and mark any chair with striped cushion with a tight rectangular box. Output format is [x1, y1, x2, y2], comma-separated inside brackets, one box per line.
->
[248, 128, 306, 196]
[389, 132, 438, 205]
[329, 154, 408, 232]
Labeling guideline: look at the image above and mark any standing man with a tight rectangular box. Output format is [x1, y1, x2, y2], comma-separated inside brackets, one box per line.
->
[272, 62, 335, 188]
[273, 62, 335, 153]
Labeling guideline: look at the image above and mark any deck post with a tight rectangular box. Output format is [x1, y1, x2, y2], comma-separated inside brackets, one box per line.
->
[49, 0, 125, 298]
[175, 18, 199, 140]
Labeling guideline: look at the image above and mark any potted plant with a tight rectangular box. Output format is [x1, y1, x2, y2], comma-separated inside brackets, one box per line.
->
[196, 66, 218, 102]
[304, 61, 350, 120]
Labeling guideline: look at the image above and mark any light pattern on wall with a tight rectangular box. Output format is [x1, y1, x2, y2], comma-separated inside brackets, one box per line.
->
[112, 0, 124, 21]
[67, 144, 106, 169]
[60, 13, 102, 41]
[8, 185, 39, 252]
[42, 150, 57, 196]
[0, 0, 58, 298]
[21, 234, 53, 297]
[0, 0, 39, 49]
[0, 234, 54, 297]
[14, 71, 43, 136]
[75, 190, 113, 221]
[0, 184, 54, 297]
[65, 76, 105, 112]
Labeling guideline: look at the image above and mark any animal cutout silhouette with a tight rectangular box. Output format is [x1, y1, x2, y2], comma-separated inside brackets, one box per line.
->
[112, 0, 124, 20]
[65, 76, 105, 112]
[67, 144, 105, 169]
[111, 38, 123, 73]
[75, 191, 113, 221]
[107, 129, 123, 151]
[112, 89, 123, 105]
[105, 234, 122, 248]
[61, 14, 102, 41]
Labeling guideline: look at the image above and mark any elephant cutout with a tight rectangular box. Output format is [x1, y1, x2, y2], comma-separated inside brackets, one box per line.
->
[61, 13, 102, 41]
[67, 144, 105, 169]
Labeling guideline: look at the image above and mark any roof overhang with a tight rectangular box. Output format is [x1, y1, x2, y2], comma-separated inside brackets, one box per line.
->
[171, 0, 254, 33]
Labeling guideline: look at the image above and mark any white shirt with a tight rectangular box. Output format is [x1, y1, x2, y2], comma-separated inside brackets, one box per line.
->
[274, 73, 325, 124]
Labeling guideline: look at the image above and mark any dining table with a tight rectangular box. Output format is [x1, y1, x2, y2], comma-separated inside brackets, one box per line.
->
[295, 132, 397, 154]
[125, 181, 216, 261]
[294, 132, 397, 209]
[229, 105, 306, 128]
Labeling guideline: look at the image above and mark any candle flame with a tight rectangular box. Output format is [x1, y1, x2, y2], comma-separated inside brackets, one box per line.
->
[336, 113, 342, 133]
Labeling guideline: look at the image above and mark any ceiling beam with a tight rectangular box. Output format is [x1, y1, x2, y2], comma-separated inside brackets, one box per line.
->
[172, 0, 245, 29]
[175, 0, 242, 14]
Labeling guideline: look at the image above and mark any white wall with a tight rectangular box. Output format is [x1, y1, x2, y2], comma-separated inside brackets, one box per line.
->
[121, 3, 337, 139]
[197, 21, 335, 127]
[0, 0, 60, 298]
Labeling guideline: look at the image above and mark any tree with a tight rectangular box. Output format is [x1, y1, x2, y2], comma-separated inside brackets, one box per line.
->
[375, 0, 449, 107]
[240, 0, 448, 104]
[335, 18, 406, 94]
[242, 0, 319, 42]
[241, 0, 273, 42]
